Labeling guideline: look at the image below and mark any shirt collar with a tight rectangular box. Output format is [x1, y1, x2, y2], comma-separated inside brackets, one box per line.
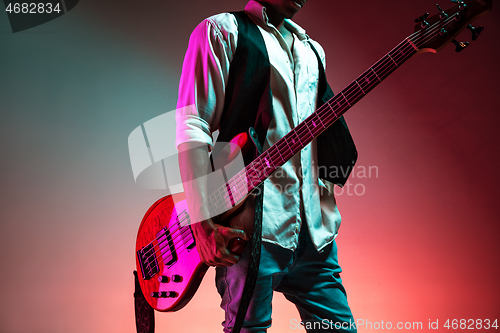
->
[244, 0, 309, 41]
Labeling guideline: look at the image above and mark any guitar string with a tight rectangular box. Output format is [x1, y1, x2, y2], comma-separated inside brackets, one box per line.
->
[215, 13, 450, 200]
[332, 14, 456, 120]
[241, 7, 461, 200]
[207, 14, 448, 211]
[140, 15, 451, 275]
[139, 13, 452, 275]
[139, 13, 457, 277]
[140, 213, 195, 277]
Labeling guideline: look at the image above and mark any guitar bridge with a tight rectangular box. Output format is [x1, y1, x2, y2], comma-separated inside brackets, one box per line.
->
[137, 223, 180, 281]
[137, 243, 159, 280]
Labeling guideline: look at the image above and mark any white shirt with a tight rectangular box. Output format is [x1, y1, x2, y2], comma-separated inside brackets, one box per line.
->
[176, 0, 342, 251]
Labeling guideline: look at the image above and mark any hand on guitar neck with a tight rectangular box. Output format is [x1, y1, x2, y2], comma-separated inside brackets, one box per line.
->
[178, 142, 249, 267]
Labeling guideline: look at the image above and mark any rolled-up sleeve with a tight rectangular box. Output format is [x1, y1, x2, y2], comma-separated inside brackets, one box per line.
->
[176, 13, 238, 150]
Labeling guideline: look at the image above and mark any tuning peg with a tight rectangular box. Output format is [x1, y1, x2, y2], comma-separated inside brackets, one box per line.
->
[467, 24, 484, 41]
[451, 0, 467, 11]
[436, 4, 448, 19]
[415, 13, 429, 29]
[452, 39, 470, 52]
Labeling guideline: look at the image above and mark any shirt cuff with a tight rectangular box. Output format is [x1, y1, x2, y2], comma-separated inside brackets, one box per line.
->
[175, 113, 213, 150]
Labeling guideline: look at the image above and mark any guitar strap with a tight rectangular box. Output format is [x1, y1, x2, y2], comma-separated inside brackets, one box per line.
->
[133, 270, 155, 333]
[230, 127, 264, 333]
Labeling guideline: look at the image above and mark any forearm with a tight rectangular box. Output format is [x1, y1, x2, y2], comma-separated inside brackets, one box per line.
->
[177, 141, 248, 266]
[177, 142, 213, 225]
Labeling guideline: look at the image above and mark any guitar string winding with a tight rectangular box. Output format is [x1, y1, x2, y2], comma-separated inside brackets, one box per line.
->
[139, 13, 457, 278]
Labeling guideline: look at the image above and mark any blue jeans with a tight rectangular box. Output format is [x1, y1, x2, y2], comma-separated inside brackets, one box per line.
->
[215, 226, 357, 333]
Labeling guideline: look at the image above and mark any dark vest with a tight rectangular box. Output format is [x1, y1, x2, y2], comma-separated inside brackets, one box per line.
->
[215, 11, 357, 187]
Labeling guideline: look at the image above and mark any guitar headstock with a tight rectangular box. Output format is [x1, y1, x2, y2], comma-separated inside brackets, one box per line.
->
[412, 0, 492, 54]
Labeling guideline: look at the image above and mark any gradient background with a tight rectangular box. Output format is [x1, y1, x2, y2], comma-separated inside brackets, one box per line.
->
[1, 0, 499, 332]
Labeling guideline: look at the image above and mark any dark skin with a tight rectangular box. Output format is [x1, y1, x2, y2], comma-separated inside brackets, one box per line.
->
[178, 0, 308, 267]
[259, 0, 308, 49]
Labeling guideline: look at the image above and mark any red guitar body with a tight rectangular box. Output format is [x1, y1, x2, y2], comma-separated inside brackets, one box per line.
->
[135, 192, 209, 312]
[136, 133, 255, 312]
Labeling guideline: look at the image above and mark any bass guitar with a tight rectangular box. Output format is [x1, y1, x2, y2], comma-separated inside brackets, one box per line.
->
[136, 0, 492, 312]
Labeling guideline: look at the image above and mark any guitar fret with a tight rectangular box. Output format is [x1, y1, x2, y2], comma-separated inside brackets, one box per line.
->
[208, 190, 219, 217]
[370, 67, 381, 81]
[332, 95, 349, 115]
[293, 125, 308, 147]
[261, 158, 272, 178]
[248, 161, 262, 186]
[317, 102, 337, 128]
[345, 81, 365, 106]
[312, 112, 326, 130]
[406, 38, 419, 52]
[275, 141, 291, 162]
[258, 155, 271, 180]
[213, 188, 226, 213]
[219, 191, 230, 212]
[233, 172, 248, 199]
[390, 45, 406, 64]
[208, 195, 215, 214]
[227, 179, 241, 203]
[262, 151, 278, 177]
[334, 98, 342, 111]
[376, 57, 396, 80]
[388, 54, 399, 67]
[271, 146, 285, 166]
[269, 145, 286, 166]
[325, 100, 338, 118]
[394, 40, 418, 65]
[303, 121, 315, 139]
[340, 92, 351, 107]
[357, 69, 378, 94]
[205, 35, 421, 200]
[283, 135, 295, 156]
[301, 123, 314, 144]
[285, 130, 300, 155]
[355, 80, 366, 95]
[225, 182, 235, 207]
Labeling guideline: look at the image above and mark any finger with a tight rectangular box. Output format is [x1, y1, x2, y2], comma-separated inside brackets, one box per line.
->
[213, 245, 240, 265]
[220, 226, 249, 241]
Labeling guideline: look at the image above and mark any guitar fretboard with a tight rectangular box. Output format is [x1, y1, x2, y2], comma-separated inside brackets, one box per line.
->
[205, 19, 451, 217]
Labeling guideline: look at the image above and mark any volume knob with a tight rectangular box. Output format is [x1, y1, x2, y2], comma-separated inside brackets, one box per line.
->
[158, 275, 170, 283]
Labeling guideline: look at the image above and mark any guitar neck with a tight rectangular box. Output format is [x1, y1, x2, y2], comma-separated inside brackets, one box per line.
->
[207, 18, 454, 215]
[247, 37, 420, 181]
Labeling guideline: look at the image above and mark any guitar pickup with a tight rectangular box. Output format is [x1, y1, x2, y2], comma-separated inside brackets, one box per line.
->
[176, 211, 196, 250]
[156, 227, 177, 267]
